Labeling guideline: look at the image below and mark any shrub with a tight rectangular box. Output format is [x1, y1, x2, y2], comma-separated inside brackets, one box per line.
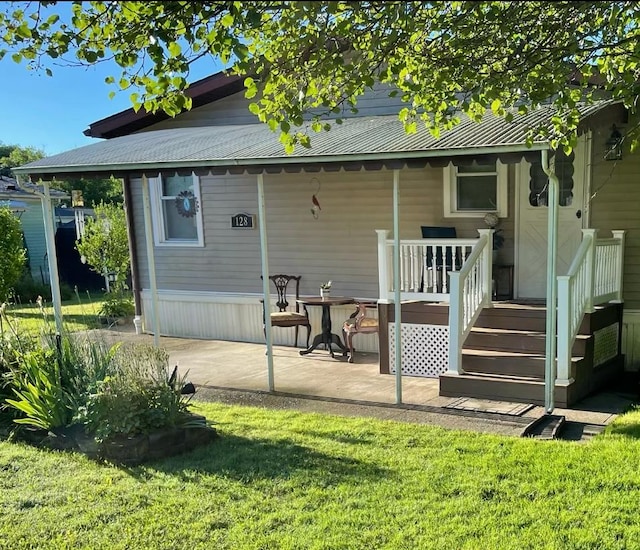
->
[10, 274, 74, 304]
[98, 294, 135, 319]
[0, 208, 27, 302]
[75, 344, 195, 441]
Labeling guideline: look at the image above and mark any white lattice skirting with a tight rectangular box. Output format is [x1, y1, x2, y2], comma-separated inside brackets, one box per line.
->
[388, 323, 449, 377]
[594, 323, 619, 367]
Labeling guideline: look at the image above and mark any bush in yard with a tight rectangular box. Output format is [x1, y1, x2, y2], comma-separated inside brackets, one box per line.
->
[98, 292, 135, 321]
[0, 305, 210, 460]
[75, 344, 197, 442]
[0, 207, 27, 303]
[75, 201, 130, 295]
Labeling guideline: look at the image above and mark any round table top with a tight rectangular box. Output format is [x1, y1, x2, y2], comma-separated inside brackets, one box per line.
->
[297, 296, 355, 306]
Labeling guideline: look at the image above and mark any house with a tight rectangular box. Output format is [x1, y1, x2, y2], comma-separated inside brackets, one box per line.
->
[14, 71, 638, 408]
[0, 175, 68, 283]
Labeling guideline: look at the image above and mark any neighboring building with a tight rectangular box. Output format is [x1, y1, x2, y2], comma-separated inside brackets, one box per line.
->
[0, 175, 67, 282]
[15, 72, 638, 406]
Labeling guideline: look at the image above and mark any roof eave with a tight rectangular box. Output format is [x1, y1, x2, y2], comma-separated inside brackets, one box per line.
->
[13, 142, 550, 179]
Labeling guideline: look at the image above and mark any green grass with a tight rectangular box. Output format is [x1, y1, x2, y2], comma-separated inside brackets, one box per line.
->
[2, 402, 640, 549]
[2, 295, 106, 335]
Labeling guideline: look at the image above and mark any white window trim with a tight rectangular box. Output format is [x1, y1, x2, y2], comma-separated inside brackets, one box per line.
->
[443, 161, 508, 218]
[149, 173, 204, 247]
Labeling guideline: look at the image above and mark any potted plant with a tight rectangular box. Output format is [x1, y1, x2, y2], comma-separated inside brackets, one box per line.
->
[320, 280, 332, 300]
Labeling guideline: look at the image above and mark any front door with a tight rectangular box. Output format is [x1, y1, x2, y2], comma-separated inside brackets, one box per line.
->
[516, 137, 588, 298]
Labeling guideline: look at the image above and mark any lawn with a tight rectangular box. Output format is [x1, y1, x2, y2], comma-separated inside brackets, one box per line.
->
[2, 294, 106, 335]
[1, 402, 640, 549]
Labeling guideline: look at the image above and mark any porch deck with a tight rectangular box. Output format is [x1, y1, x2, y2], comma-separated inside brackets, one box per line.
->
[90, 325, 632, 432]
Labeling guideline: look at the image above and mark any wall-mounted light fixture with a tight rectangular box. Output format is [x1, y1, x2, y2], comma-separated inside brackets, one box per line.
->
[605, 124, 623, 161]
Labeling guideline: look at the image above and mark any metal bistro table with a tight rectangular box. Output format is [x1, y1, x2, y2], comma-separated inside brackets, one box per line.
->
[297, 296, 355, 357]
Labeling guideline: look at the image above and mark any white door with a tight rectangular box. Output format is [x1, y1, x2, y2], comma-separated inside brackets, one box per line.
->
[516, 137, 588, 299]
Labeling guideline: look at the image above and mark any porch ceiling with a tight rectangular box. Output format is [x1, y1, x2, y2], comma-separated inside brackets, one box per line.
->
[15, 100, 617, 180]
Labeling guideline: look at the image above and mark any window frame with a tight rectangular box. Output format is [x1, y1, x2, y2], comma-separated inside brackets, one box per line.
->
[443, 161, 508, 218]
[149, 173, 204, 247]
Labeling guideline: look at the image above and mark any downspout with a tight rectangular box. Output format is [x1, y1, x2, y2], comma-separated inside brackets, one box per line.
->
[15, 175, 64, 334]
[122, 175, 143, 334]
[541, 149, 558, 414]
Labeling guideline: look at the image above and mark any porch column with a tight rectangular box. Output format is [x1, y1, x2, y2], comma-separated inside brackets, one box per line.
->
[392, 169, 403, 405]
[40, 179, 64, 334]
[257, 172, 275, 392]
[141, 175, 161, 348]
[477, 229, 494, 307]
[612, 230, 626, 303]
[375, 229, 390, 303]
[583, 229, 597, 314]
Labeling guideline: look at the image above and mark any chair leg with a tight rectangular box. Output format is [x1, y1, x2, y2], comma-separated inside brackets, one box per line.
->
[294, 325, 299, 348]
[347, 332, 355, 363]
[305, 324, 311, 349]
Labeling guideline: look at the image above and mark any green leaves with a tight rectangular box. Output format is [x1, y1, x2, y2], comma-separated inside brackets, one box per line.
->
[2, 1, 640, 152]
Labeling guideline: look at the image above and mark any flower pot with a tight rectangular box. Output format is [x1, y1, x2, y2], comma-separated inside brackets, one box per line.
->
[320, 288, 331, 300]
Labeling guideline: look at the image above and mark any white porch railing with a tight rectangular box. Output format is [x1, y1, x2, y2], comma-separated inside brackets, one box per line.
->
[375, 230, 481, 302]
[376, 228, 493, 375]
[448, 230, 494, 374]
[557, 229, 626, 381]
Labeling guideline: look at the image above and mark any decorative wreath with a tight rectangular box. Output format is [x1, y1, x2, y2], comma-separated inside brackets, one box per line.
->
[175, 190, 199, 218]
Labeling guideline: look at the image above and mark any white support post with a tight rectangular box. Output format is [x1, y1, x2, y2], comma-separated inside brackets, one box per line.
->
[376, 229, 390, 303]
[392, 170, 402, 405]
[141, 175, 161, 348]
[477, 229, 493, 307]
[40, 180, 64, 335]
[257, 173, 275, 392]
[448, 271, 464, 374]
[556, 275, 572, 382]
[612, 230, 626, 303]
[583, 229, 597, 313]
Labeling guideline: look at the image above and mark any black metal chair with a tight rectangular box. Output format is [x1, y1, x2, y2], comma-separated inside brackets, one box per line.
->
[420, 226, 459, 292]
[261, 274, 311, 348]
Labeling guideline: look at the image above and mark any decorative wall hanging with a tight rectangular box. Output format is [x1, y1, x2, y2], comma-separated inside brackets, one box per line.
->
[175, 190, 199, 218]
[310, 177, 321, 219]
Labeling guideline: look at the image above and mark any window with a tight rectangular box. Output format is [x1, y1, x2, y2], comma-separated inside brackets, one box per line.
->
[443, 161, 508, 217]
[528, 150, 575, 207]
[150, 173, 204, 246]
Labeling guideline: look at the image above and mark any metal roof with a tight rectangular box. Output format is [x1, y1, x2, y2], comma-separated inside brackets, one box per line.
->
[15, 101, 616, 177]
[0, 175, 68, 198]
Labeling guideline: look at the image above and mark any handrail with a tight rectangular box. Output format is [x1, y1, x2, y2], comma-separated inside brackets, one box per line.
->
[557, 229, 625, 382]
[448, 230, 493, 374]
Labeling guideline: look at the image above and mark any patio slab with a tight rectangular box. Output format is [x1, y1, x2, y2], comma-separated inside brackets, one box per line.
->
[91, 326, 637, 437]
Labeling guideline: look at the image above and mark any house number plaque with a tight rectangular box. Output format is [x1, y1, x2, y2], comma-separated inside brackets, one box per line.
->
[230, 212, 255, 229]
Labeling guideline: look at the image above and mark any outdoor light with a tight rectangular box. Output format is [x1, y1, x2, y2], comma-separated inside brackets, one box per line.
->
[605, 124, 623, 161]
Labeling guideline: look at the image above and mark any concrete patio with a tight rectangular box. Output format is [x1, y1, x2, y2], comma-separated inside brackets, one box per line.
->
[91, 325, 637, 438]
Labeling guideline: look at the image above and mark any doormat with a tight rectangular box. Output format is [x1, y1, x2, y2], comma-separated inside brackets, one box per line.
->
[444, 397, 535, 416]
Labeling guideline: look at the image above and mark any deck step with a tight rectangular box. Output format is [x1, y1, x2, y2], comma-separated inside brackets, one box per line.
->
[461, 349, 583, 379]
[465, 327, 590, 355]
[440, 372, 570, 407]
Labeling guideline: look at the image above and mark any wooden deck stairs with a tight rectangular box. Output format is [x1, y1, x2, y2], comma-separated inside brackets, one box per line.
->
[439, 302, 624, 408]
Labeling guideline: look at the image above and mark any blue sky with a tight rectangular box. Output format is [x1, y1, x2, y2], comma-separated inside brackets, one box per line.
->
[0, 57, 221, 157]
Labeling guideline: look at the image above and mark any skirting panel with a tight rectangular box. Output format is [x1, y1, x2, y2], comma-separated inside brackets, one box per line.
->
[140, 289, 379, 352]
[388, 323, 449, 378]
[593, 322, 619, 367]
[622, 310, 640, 370]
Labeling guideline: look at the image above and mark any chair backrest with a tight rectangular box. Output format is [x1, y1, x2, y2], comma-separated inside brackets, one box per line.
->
[421, 226, 457, 268]
[266, 274, 301, 312]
